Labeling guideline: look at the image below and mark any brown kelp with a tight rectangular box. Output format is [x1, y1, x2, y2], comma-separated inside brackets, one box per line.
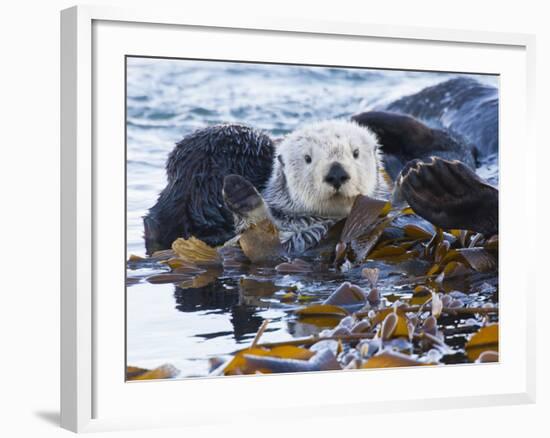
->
[127, 194, 498, 379]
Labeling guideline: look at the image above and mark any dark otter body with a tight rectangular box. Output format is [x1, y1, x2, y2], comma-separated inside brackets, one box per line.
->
[352, 77, 499, 236]
[385, 77, 498, 157]
[352, 111, 477, 180]
[143, 124, 274, 254]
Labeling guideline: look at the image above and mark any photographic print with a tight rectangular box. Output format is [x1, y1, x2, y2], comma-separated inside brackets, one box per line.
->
[125, 57, 499, 380]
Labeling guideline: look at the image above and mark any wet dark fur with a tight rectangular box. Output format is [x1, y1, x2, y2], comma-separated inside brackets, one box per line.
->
[143, 124, 274, 254]
[385, 77, 498, 157]
[352, 111, 477, 180]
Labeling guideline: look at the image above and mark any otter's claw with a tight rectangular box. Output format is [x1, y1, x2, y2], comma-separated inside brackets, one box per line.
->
[223, 174, 269, 226]
[398, 157, 498, 236]
[223, 175, 263, 213]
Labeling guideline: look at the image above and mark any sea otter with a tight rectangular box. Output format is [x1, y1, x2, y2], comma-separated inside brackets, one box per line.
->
[143, 77, 498, 255]
[223, 120, 388, 254]
[350, 77, 498, 236]
[144, 119, 388, 255]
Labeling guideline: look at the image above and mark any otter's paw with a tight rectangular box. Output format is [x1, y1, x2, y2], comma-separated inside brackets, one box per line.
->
[398, 157, 498, 236]
[223, 175, 268, 223]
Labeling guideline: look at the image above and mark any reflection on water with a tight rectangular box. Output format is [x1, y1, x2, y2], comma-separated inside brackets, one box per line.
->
[126, 58, 498, 378]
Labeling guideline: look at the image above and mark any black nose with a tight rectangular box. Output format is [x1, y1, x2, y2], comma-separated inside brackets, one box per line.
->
[324, 162, 350, 190]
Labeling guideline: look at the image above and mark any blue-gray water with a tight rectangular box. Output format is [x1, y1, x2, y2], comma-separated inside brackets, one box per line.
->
[126, 58, 498, 377]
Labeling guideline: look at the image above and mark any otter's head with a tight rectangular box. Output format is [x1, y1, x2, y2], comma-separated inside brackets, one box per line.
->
[272, 120, 383, 218]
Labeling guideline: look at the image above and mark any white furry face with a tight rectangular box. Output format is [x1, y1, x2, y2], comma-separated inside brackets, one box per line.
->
[274, 120, 382, 218]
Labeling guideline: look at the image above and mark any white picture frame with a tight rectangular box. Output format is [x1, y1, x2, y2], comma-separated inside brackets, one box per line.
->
[60, 4, 537, 433]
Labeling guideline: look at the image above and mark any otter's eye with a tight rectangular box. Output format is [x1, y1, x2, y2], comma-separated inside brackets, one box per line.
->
[304, 154, 312, 164]
[353, 149, 360, 159]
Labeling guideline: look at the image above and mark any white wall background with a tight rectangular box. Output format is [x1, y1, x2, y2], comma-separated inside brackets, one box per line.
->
[0, 1, 546, 436]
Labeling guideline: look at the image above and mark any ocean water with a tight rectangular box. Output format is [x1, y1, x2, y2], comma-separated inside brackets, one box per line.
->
[126, 58, 498, 377]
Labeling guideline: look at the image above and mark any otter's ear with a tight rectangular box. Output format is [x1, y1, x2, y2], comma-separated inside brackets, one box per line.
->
[277, 154, 285, 167]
